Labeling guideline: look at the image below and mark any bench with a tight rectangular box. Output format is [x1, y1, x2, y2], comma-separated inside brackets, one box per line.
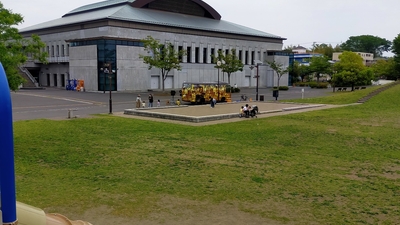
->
[337, 87, 342, 91]
[354, 87, 360, 90]
[361, 86, 366, 89]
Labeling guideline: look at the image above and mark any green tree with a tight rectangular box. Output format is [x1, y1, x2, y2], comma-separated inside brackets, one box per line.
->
[392, 34, 400, 78]
[140, 36, 186, 91]
[313, 43, 341, 59]
[0, 2, 47, 90]
[333, 51, 372, 91]
[211, 49, 244, 85]
[298, 64, 311, 82]
[266, 60, 289, 88]
[309, 56, 332, 82]
[370, 58, 398, 80]
[283, 44, 296, 53]
[341, 35, 391, 57]
[289, 61, 311, 83]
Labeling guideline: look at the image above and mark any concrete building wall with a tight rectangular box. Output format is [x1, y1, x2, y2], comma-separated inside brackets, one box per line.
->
[69, 45, 98, 91]
[264, 55, 290, 87]
[30, 26, 287, 91]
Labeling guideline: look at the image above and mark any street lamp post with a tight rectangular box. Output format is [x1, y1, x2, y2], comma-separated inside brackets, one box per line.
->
[108, 74, 112, 114]
[101, 63, 112, 114]
[217, 60, 221, 101]
[253, 60, 263, 101]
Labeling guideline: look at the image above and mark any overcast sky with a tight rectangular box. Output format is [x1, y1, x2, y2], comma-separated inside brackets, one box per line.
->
[2, 0, 399, 56]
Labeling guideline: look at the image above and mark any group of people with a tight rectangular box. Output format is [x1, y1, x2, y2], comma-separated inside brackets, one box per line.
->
[136, 94, 160, 108]
[240, 104, 252, 118]
[136, 94, 182, 108]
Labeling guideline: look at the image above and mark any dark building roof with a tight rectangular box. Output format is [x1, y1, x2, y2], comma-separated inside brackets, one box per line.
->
[20, 0, 285, 40]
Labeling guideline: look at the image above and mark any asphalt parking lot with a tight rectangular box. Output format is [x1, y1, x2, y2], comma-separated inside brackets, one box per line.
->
[11, 86, 333, 121]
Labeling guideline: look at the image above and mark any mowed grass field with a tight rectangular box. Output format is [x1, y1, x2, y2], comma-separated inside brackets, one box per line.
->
[14, 84, 400, 224]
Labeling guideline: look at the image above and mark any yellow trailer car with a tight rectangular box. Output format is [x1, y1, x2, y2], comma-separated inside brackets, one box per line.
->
[180, 82, 231, 104]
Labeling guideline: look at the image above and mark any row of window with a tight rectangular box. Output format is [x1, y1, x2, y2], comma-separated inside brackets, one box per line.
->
[45, 44, 70, 57]
[57, 39, 280, 65]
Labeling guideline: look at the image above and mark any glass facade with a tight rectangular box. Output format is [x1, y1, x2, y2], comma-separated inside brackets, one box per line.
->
[70, 39, 144, 91]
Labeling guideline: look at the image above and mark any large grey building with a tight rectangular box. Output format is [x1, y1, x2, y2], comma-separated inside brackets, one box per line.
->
[20, 0, 290, 91]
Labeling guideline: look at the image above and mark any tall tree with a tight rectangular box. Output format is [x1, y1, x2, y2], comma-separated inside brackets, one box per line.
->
[392, 34, 400, 78]
[266, 60, 289, 88]
[309, 56, 332, 82]
[289, 61, 311, 83]
[341, 35, 391, 57]
[370, 58, 398, 80]
[333, 51, 372, 91]
[140, 36, 186, 91]
[313, 43, 342, 59]
[211, 49, 244, 85]
[0, 2, 48, 90]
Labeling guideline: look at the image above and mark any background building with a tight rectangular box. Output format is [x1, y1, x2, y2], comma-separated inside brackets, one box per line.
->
[332, 52, 374, 65]
[20, 0, 289, 91]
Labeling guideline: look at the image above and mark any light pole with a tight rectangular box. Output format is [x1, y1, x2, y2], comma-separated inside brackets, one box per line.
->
[217, 60, 221, 101]
[108, 73, 112, 114]
[101, 63, 112, 114]
[253, 60, 262, 101]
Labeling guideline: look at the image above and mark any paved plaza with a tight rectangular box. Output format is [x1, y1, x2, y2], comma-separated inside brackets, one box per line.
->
[11, 87, 337, 123]
[124, 101, 329, 123]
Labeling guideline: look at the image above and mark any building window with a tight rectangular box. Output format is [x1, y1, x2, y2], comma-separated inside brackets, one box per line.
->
[225, 49, 229, 56]
[61, 45, 65, 57]
[56, 45, 59, 57]
[251, 51, 255, 65]
[51, 46, 54, 57]
[195, 47, 199, 63]
[211, 48, 215, 60]
[187, 47, 192, 63]
[178, 46, 183, 62]
[203, 48, 207, 63]
[245, 51, 249, 65]
[239, 50, 242, 61]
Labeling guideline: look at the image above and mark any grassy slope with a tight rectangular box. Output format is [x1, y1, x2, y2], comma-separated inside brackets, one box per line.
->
[14, 85, 400, 224]
[284, 85, 382, 104]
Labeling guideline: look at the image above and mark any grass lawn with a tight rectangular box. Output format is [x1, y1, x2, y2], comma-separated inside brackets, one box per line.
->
[13, 84, 400, 224]
[283, 85, 383, 104]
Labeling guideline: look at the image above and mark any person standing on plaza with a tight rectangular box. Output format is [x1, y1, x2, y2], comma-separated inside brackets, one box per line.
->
[148, 94, 154, 107]
[157, 99, 161, 107]
[136, 94, 142, 108]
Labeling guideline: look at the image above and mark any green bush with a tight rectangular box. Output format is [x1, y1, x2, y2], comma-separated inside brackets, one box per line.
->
[227, 87, 241, 93]
[295, 82, 308, 87]
[316, 83, 328, 89]
[308, 81, 318, 88]
[278, 86, 289, 91]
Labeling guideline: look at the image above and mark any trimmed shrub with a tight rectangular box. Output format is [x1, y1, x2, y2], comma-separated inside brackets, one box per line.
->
[294, 82, 308, 87]
[308, 82, 318, 88]
[278, 86, 289, 91]
[316, 83, 328, 89]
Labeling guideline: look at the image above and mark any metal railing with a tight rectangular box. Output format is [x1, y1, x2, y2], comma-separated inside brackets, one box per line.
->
[18, 66, 38, 87]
